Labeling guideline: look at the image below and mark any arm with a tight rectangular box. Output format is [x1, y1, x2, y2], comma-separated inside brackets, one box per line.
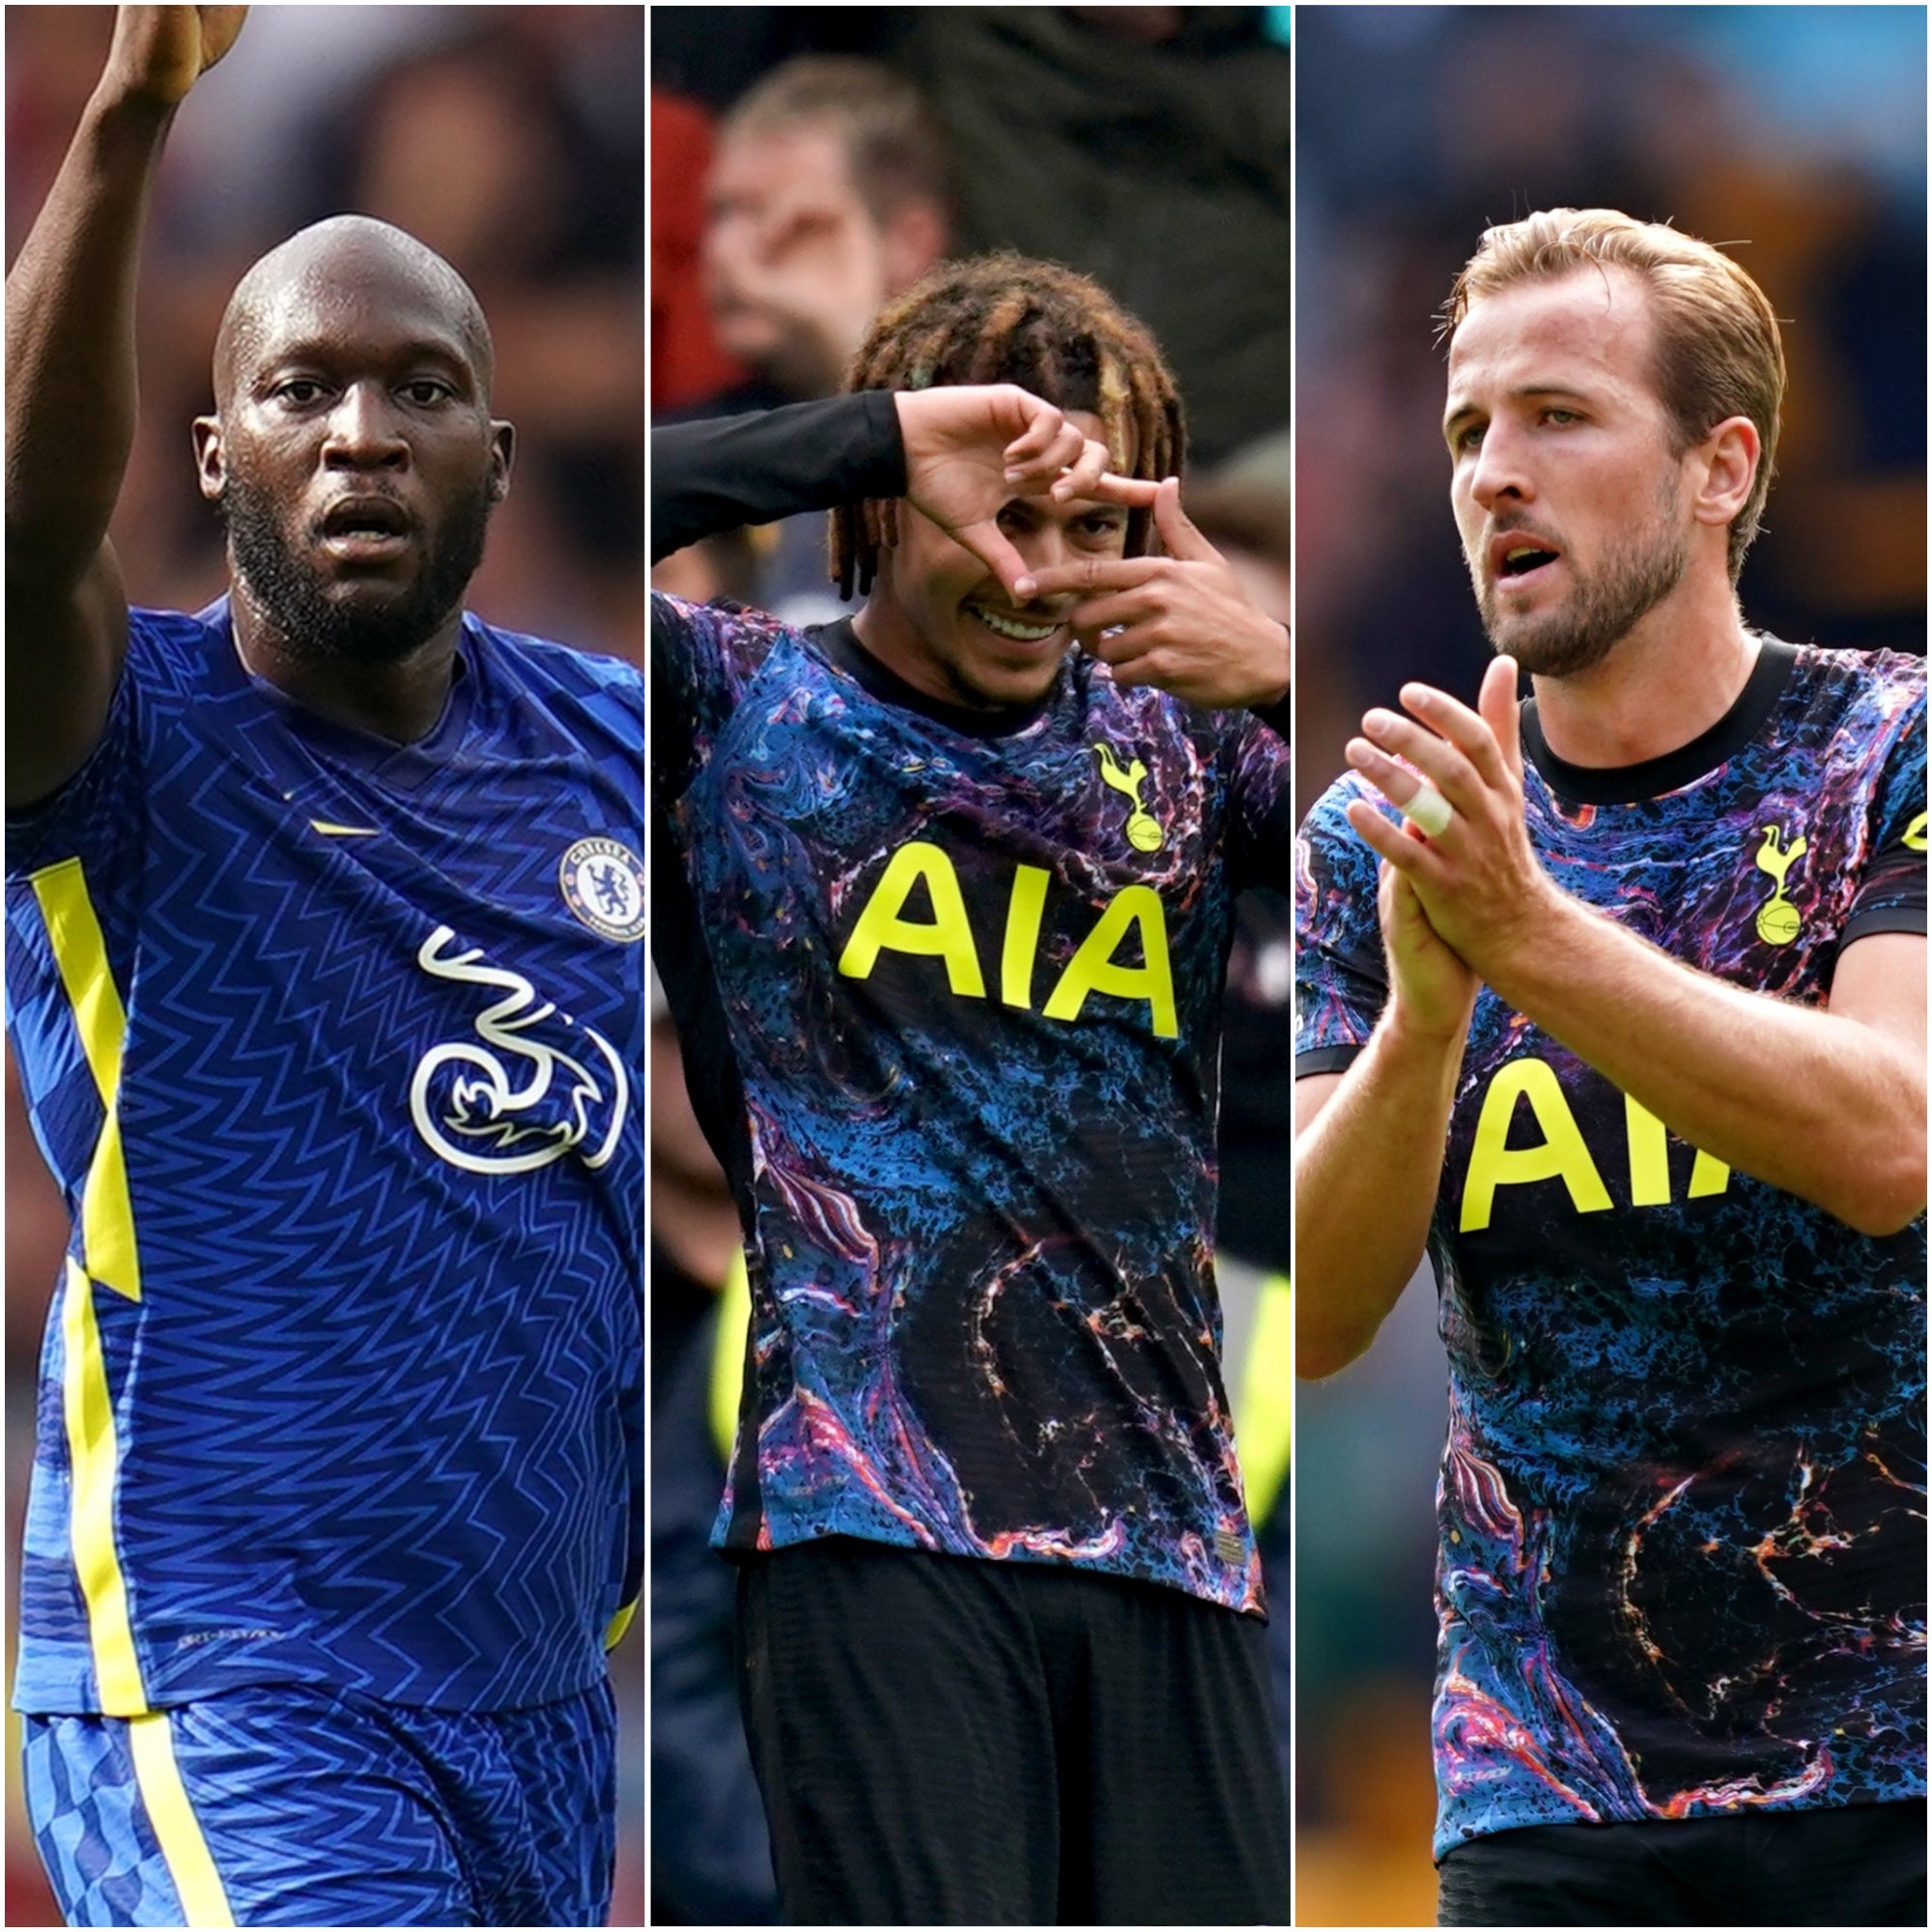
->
[651, 384, 1119, 593]
[1293, 860, 1478, 1378]
[650, 393, 905, 565]
[1348, 658, 1927, 1237]
[5, 6, 244, 808]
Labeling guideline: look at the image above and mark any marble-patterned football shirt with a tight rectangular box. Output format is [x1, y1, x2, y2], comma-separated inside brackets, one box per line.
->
[1296, 639, 1926, 1855]
[657, 577, 1292, 1613]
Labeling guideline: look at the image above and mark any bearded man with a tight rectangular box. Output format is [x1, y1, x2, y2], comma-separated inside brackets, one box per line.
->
[1295, 209, 1925, 1927]
[6, 10, 642, 1925]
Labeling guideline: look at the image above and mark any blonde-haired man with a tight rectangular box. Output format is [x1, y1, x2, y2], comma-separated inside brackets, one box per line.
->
[1297, 209, 1924, 1924]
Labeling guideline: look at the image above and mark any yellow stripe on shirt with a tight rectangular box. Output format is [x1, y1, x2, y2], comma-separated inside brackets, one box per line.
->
[60, 1258, 146, 1715]
[31, 857, 140, 1299]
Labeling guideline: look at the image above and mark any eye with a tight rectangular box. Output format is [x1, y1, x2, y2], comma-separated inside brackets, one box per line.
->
[1542, 407, 1580, 428]
[402, 378, 456, 406]
[996, 500, 1036, 536]
[272, 378, 328, 407]
[1450, 421, 1485, 453]
[1076, 511, 1126, 542]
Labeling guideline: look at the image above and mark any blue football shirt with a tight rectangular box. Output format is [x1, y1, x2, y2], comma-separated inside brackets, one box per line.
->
[7, 601, 644, 1715]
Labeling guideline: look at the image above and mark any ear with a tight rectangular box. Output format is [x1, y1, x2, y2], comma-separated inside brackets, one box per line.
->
[488, 420, 515, 504]
[1690, 414, 1759, 532]
[192, 415, 225, 501]
[877, 197, 948, 298]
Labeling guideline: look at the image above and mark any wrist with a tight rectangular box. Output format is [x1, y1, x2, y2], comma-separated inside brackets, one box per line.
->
[1480, 874, 1582, 1011]
[84, 84, 180, 139]
[1250, 620, 1290, 706]
[1381, 985, 1476, 1062]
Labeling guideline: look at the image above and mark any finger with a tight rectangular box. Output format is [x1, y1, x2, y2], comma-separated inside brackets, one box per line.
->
[1479, 655, 1523, 782]
[1356, 707, 1484, 807]
[1084, 472, 1162, 508]
[1001, 398, 1071, 476]
[1049, 436, 1116, 502]
[1344, 739, 1456, 838]
[954, 520, 1034, 603]
[1345, 797, 1433, 874]
[1006, 422, 1086, 491]
[1151, 476, 1218, 562]
[1397, 680, 1511, 792]
[1069, 589, 1162, 642]
[1028, 562, 1159, 609]
[1022, 556, 1160, 605]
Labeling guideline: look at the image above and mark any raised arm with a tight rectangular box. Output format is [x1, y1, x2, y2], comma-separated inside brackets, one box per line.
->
[5, 5, 245, 808]
[650, 384, 1120, 593]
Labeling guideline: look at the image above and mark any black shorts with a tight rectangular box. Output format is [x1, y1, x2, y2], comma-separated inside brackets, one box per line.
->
[1437, 1800, 1928, 1927]
[735, 1537, 1292, 1925]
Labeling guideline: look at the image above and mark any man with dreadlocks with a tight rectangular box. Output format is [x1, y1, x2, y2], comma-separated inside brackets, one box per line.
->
[652, 254, 1292, 1924]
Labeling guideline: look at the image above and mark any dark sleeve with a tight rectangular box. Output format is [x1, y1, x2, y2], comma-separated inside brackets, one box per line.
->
[1294, 778, 1391, 1079]
[1843, 672, 1927, 945]
[1228, 712, 1296, 897]
[1249, 687, 1291, 745]
[651, 391, 907, 562]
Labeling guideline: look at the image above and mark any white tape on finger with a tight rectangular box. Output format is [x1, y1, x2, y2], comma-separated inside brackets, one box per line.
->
[1401, 780, 1453, 839]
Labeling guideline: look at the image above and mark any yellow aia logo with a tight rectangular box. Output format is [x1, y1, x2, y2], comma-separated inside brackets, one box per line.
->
[1753, 823, 1806, 946]
[836, 839, 1177, 1037]
[1094, 743, 1164, 853]
[1904, 811, 1927, 853]
[1461, 1058, 1730, 1233]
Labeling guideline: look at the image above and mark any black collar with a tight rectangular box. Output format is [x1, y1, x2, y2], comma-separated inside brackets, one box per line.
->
[1520, 637, 1797, 805]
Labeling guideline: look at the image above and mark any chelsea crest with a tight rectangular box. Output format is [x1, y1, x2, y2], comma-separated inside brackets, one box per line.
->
[560, 837, 646, 943]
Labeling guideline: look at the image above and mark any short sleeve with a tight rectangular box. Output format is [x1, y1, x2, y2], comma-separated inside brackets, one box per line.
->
[650, 592, 787, 816]
[7, 621, 151, 885]
[1843, 669, 1926, 944]
[1293, 777, 1389, 1077]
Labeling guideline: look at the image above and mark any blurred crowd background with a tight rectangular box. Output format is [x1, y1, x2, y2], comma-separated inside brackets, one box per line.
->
[4, 8, 644, 1923]
[1294, 8, 1925, 1924]
[650, 8, 1291, 1922]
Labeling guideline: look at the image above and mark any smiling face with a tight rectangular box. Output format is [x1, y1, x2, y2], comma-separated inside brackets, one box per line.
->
[196, 221, 512, 666]
[1444, 268, 1697, 678]
[857, 411, 1130, 711]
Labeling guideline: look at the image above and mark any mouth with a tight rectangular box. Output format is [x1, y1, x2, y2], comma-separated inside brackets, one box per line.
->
[961, 600, 1064, 645]
[315, 495, 416, 564]
[1489, 531, 1563, 587]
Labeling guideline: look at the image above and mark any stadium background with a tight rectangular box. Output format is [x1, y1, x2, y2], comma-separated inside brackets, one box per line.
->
[650, 8, 1291, 1921]
[1294, 8, 1925, 1924]
[3, 8, 645, 1923]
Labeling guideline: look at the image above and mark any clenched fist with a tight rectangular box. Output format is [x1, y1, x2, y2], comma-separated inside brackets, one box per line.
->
[102, 6, 246, 110]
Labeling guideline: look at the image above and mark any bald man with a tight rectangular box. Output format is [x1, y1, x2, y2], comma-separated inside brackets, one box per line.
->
[6, 12, 642, 1927]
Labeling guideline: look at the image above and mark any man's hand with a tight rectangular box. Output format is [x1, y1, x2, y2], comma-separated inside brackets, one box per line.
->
[1378, 854, 1481, 1045]
[1342, 655, 1557, 982]
[1022, 478, 1291, 708]
[895, 384, 1120, 599]
[101, 6, 246, 112]
[712, 181, 886, 396]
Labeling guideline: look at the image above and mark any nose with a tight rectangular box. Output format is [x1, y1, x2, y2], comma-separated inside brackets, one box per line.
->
[323, 382, 408, 470]
[1011, 520, 1079, 597]
[1465, 418, 1529, 514]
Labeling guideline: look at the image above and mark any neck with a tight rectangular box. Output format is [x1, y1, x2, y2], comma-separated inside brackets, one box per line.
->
[853, 592, 998, 714]
[1528, 571, 1757, 769]
[228, 581, 464, 744]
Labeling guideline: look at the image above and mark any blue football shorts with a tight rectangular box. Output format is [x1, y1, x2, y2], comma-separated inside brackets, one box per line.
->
[23, 1676, 615, 1928]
